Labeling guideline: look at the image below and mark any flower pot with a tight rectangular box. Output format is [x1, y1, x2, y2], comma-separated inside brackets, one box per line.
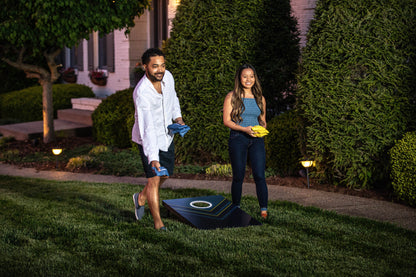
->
[63, 74, 77, 83]
[91, 76, 107, 86]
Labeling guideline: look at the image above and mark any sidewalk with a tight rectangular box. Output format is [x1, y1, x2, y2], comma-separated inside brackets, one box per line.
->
[1, 163, 415, 232]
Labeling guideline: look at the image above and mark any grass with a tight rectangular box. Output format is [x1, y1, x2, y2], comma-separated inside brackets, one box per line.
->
[1, 175, 415, 276]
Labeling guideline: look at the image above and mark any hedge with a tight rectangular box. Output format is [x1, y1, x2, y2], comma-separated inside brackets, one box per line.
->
[297, 0, 416, 188]
[265, 110, 302, 176]
[165, 0, 300, 163]
[0, 84, 95, 123]
[389, 131, 416, 206]
[92, 88, 134, 148]
[0, 63, 38, 94]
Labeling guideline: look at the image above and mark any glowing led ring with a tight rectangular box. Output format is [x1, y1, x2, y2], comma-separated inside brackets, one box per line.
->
[190, 200, 212, 209]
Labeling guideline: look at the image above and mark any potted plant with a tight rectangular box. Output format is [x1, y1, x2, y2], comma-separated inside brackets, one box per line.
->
[89, 69, 108, 86]
[61, 67, 77, 83]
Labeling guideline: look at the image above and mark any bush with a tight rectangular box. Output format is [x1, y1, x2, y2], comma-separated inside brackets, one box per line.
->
[297, 0, 416, 188]
[0, 63, 38, 94]
[66, 155, 93, 171]
[0, 84, 95, 123]
[88, 145, 110, 156]
[205, 163, 232, 177]
[165, 0, 299, 163]
[265, 110, 302, 176]
[389, 132, 416, 206]
[92, 88, 134, 148]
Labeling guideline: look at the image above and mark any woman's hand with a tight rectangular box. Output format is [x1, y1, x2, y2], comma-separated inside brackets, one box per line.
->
[244, 126, 256, 137]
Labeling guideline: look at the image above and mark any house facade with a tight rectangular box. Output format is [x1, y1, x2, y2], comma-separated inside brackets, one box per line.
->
[60, 0, 316, 97]
[59, 0, 180, 98]
[291, 0, 317, 48]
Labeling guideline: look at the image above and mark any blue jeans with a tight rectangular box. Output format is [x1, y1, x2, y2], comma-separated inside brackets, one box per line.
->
[228, 130, 268, 209]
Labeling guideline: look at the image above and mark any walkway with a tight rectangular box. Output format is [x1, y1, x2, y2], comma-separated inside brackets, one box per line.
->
[1, 163, 415, 232]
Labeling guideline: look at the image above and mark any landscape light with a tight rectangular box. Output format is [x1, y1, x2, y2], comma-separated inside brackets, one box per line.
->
[300, 160, 314, 189]
[52, 148, 62, 156]
[52, 148, 62, 168]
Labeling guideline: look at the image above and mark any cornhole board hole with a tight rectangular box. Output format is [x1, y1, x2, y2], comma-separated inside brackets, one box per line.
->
[162, 195, 261, 229]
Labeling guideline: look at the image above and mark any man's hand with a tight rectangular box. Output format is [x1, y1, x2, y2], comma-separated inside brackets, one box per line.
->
[151, 160, 161, 171]
[175, 117, 185, 125]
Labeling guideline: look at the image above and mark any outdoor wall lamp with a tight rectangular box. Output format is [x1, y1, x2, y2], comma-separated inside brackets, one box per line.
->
[300, 160, 314, 189]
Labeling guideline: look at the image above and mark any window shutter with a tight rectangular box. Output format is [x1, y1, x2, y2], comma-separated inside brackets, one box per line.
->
[88, 33, 94, 71]
[106, 32, 115, 72]
[70, 46, 76, 68]
[77, 41, 84, 71]
[57, 49, 65, 68]
[98, 33, 106, 68]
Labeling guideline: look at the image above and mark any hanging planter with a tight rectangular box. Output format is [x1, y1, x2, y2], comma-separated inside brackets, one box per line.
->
[61, 67, 77, 83]
[89, 70, 108, 86]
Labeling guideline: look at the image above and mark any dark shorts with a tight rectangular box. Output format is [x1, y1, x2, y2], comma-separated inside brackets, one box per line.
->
[138, 142, 175, 178]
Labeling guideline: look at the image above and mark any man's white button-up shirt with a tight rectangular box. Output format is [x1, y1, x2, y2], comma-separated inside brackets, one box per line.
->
[132, 70, 182, 164]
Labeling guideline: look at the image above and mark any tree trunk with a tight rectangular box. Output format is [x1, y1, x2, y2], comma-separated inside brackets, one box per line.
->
[2, 48, 61, 144]
[41, 80, 55, 143]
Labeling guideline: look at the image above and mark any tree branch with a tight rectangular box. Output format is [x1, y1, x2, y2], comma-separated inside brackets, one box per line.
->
[2, 48, 49, 81]
[44, 48, 62, 83]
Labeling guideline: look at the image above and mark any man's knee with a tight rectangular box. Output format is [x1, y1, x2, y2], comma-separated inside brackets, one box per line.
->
[147, 176, 161, 187]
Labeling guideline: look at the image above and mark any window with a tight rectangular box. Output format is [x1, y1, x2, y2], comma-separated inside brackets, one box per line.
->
[151, 0, 168, 48]
[57, 41, 83, 71]
[88, 32, 114, 72]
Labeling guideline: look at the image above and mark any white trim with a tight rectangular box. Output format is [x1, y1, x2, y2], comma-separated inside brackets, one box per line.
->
[146, 10, 151, 49]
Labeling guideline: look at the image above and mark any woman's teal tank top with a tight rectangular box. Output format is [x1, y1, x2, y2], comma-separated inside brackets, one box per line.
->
[239, 98, 260, 127]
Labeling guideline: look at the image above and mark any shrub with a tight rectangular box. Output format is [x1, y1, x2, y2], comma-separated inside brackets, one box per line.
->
[0, 59, 39, 95]
[389, 132, 416, 206]
[205, 164, 232, 177]
[0, 149, 20, 162]
[65, 155, 93, 171]
[265, 110, 302, 177]
[0, 84, 95, 122]
[89, 145, 110, 156]
[165, 0, 299, 163]
[297, 0, 416, 188]
[92, 88, 134, 147]
[89, 149, 144, 176]
[0, 136, 15, 148]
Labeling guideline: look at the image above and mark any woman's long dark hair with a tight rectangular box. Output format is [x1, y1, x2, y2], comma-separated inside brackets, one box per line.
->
[230, 64, 265, 125]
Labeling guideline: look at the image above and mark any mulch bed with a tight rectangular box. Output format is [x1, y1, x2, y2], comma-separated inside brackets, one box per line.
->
[3, 136, 397, 203]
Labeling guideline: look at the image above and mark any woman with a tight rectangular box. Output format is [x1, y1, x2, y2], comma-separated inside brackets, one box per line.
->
[223, 64, 268, 219]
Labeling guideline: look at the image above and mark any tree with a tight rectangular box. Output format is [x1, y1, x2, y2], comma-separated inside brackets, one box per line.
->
[0, 0, 150, 143]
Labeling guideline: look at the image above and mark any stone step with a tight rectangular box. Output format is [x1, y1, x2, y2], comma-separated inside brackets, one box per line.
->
[0, 120, 92, 141]
[57, 109, 94, 126]
[71, 97, 102, 111]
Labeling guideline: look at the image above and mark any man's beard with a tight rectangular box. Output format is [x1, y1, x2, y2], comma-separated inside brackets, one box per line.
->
[147, 72, 164, 82]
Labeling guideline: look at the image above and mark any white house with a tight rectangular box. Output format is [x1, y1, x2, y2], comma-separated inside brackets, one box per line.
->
[59, 0, 180, 98]
[59, 0, 316, 98]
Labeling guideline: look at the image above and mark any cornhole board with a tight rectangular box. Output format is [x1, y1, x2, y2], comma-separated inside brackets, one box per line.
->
[162, 195, 261, 229]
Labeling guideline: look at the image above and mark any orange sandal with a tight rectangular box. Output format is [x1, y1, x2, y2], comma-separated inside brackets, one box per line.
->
[261, 210, 268, 219]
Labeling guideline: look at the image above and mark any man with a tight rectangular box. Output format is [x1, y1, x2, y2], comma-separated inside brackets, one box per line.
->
[131, 48, 185, 230]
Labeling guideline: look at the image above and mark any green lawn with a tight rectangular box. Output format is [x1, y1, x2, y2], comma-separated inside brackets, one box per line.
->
[0, 175, 415, 276]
